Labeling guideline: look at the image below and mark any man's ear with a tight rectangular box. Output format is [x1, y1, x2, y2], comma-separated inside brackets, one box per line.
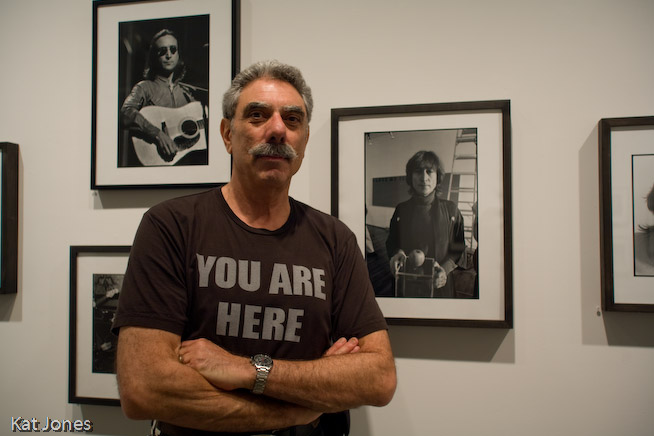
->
[220, 118, 233, 154]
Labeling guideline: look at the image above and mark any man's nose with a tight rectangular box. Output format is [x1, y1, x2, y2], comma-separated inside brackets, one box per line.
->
[266, 112, 286, 143]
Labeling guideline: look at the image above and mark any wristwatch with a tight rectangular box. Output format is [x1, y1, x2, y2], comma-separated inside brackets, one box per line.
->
[250, 354, 273, 394]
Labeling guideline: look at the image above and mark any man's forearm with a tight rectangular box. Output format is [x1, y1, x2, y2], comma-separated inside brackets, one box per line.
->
[120, 107, 161, 139]
[265, 337, 396, 412]
[181, 330, 396, 413]
[117, 327, 319, 432]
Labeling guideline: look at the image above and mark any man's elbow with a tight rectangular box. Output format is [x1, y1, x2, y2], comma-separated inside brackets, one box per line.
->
[368, 366, 397, 407]
[369, 366, 397, 407]
[120, 396, 149, 420]
[118, 378, 156, 420]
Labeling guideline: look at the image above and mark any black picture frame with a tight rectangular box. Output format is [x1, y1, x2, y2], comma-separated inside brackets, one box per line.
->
[69, 245, 131, 406]
[599, 116, 654, 313]
[331, 100, 513, 328]
[91, 0, 240, 189]
[1, 142, 18, 294]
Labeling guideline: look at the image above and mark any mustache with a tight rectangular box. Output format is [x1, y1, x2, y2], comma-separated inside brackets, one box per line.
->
[248, 143, 298, 160]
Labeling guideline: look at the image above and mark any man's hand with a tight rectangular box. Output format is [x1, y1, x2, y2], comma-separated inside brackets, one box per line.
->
[154, 130, 177, 161]
[178, 339, 252, 391]
[323, 337, 360, 357]
[389, 250, 406, 277]
[433, 262, 447, 289]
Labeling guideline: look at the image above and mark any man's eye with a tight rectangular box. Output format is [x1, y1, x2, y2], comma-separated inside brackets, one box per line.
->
[285, 114, 304, 125]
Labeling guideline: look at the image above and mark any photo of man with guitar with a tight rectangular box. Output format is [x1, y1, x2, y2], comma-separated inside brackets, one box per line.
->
[118, 16, 209, 167]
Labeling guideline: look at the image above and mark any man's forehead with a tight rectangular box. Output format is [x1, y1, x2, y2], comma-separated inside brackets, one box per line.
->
[238, 78, 305, 109]
[412, 164, 437, 174]
[155, 34, 177, 46]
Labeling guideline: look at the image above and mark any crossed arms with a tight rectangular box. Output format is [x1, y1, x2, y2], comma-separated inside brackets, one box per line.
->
[116, 326, 396, 433]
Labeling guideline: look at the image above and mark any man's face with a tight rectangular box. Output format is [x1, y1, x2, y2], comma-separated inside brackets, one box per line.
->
[220, 78, 310, 188]
[155, 34, 179, 73]
[412, 166, 438, 197]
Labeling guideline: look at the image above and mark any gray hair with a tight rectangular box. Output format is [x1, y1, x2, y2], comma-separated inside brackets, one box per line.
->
[222, 60, 313, 122]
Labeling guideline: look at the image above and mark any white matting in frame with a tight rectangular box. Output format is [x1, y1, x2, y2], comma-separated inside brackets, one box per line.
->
[606, 122, 654, 307]
[92, 0, 235, 188]
[69, 246, 130, 406]
[332, 101, 513, 328]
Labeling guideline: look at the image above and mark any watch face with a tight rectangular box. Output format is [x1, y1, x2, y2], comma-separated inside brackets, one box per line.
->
[253, 354, 273, 367]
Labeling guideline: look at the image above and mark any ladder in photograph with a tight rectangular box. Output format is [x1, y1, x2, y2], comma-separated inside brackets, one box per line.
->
[447, 128, 478, 250]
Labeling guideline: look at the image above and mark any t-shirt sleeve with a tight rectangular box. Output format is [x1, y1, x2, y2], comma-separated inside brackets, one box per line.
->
[111, 209, 189, 336]
[330, 229, 388, 340]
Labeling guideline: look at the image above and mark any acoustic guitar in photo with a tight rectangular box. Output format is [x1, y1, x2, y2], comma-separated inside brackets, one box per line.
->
[132, 101, 207, 166]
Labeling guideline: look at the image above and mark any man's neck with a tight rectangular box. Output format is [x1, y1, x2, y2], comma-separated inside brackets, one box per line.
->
[156, 72, 175, 86]
[221, 181, 291, 231]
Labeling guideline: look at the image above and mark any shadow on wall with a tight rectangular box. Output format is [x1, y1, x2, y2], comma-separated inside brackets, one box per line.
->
[602, 312, 654, 347]
[0, 293, 20, 322]
[389, 324, 514, 363]
[93, 187, 214, 210]
[74, 405, 150, 436]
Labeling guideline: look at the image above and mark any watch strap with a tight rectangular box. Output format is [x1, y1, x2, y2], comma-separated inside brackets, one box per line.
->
[252, 367, 269, 394]
[251, 354, 273, 395]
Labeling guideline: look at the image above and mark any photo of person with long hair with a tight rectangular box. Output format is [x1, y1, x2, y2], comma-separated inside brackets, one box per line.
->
[634, 181, 654, 275]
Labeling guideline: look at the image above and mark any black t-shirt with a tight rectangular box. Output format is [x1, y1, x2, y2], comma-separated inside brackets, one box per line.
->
[113, 187, 386, 355]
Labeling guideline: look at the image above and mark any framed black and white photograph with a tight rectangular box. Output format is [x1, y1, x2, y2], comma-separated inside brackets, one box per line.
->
[91, 0, 239, 189]
[331, 101, 513, 327]
[1, 142, 18, 295]
[599, 116, 654, 312]
[69, 245, 130, 406]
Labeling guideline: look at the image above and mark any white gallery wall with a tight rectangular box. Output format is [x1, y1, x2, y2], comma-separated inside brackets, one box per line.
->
[1, 0, 653, 435]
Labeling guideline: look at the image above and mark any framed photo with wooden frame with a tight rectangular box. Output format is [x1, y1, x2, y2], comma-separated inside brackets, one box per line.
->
[1, 142, 18, 294]
[331, 100, 513, 328]
[599, 116, 654, 312]
[69, 245, 131, 406]
[91, 0, 240, 189]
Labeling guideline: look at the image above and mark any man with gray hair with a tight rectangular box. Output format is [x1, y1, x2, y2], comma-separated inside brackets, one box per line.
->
[112, 60, 396, 436]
